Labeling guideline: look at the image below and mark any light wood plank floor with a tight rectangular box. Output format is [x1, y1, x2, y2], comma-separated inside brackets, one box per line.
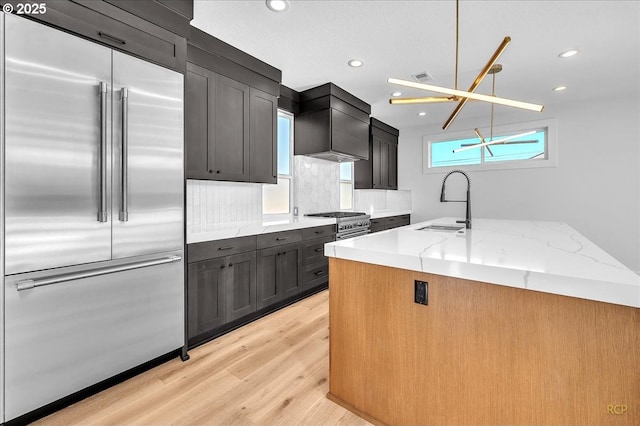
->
[35, 290, 371, 425]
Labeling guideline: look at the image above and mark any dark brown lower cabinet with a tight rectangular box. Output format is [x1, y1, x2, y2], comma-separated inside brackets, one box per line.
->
[256, 242, 303, 309]
[225, 251, 257, 322]
[187, 251, 256, 342]
[187, 225, 335, 348]
[187, 257, 226, 338]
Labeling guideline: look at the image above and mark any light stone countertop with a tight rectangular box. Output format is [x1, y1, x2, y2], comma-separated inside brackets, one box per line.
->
[187, 216, 337, 244]
[368, 210, 412, 219]
[188, 210, 413, 244]
[325, 217, 640, 308]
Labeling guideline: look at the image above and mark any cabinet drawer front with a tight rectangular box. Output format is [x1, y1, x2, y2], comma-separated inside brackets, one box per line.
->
[302, 235, 335, 265]
[303, 260, 329, 291]
[257, 230, 303, 249]
[188, 236, 257, 263]
[386, 215, 410, 228]
[302, 224, 336, 240]
[370, 218, 386, 228]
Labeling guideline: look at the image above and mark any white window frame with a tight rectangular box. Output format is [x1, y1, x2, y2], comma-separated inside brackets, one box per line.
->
[422, 118, 558, 174]
[262, 109, 294, 217]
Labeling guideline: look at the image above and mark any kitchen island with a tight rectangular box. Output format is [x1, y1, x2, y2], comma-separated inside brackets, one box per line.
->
[324, 218, 639, 425]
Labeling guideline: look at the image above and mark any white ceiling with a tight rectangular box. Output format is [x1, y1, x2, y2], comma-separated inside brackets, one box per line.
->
[192, 0, 640, 133]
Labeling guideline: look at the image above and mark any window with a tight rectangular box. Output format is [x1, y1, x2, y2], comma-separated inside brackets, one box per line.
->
[423, 119, 557, 173]
[262, 110, 293, 215]
[339, 162, 353, 210]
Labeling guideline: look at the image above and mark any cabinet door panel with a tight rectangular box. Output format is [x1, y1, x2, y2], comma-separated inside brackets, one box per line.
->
[226, 252, 257, 322]
[187, 258, 226, 339]
[388, 141, 398, 189]
[372, 136, 383, 189]
[256, 247, 279, 309]
[185, 64, 212, 179]
[380, 141, 390, 189]
[250, 88, 277, 184]
[214, 74, 250, 181]
[279, 243, 303, 299]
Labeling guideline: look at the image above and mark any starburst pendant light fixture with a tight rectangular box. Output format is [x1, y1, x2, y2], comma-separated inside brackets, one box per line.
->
[388, 0, 544, 130]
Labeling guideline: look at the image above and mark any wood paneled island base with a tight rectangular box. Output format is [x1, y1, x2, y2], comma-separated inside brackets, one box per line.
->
[328, 258, 639, 425]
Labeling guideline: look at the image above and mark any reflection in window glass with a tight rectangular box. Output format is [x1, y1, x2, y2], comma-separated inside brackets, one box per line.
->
[484, 131, 546, 163]
[277, 115, 291, 175]
[340, 162, 352, 180]
[430, 128, 546, 168]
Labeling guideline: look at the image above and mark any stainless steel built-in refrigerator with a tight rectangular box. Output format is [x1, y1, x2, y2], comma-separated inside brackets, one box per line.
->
[0, 13, 184, 421]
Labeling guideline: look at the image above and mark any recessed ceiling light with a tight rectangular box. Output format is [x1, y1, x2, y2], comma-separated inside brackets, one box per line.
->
[348, 59, 364, 68]
[418, 111, 427, 116]
[558, 49, 579, 58]
[553, 85, 567, 91]
[391, 91, 402, 97]
[266, 0, 289, 12]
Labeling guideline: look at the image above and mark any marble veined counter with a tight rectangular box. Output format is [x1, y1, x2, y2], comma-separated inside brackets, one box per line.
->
[325, 217, 640, 308]
[188, 216, 336, 244]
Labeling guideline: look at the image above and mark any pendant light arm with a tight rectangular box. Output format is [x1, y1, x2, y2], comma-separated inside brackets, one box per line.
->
[442, 36, 512, 130]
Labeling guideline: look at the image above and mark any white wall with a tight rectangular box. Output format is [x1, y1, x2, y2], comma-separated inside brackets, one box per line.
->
[398, 95, 640, 272]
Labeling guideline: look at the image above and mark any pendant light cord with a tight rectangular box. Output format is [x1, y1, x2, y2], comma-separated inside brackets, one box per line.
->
[490, 72, 495, 141]
[455, 0, 459, 91]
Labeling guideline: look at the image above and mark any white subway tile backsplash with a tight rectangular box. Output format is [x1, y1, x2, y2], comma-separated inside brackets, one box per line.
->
[354, 189, 411, 213]
[187, 180, 262, 233]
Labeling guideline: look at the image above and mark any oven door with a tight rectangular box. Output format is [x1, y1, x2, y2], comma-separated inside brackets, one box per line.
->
[336, 229, 370, 240]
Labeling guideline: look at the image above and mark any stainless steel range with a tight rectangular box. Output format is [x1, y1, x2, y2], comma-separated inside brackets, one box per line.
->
[305, 212, 371, 239]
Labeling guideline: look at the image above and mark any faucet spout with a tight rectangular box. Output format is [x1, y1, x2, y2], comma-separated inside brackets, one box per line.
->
[440, 170, 472, 229]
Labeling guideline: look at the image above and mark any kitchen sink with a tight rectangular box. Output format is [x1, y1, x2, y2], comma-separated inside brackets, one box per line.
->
[417, 224, 465, 232]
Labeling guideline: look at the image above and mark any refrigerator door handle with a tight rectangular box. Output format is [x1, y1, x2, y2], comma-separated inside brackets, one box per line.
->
[119, 87, 129, 222]
[98, 81, 108, 222]
[15, 255, 182, 291]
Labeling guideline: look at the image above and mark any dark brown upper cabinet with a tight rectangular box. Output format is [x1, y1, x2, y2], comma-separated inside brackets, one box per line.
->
[186, 26, 281, 183]
[295, 83, 371, 162]
[355, 118, 400, 190]
[4, 0, 190, 73]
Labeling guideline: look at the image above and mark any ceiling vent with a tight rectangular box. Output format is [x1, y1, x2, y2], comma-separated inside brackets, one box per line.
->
[412, 71, 434, 83]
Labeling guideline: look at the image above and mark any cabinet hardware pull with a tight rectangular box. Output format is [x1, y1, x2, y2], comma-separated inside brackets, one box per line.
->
[229, 263, 233, 267]
[220, 265, 225, 269]
[119, 87, 129, 222]
[208, 170, 213, 173]
[216, 170, 221, 174]
[314, 248, 323, 252]
[314, 271, 326, 276]
[315, 230, 323, 234]
[218, 246, 234, 250]
[97, 82, 108, 222]
[276, 237, 287, 241]
[98, 31, 126, 45]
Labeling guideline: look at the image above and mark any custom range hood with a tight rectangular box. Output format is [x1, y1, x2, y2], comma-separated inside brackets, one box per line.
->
[294, 83, 371, 162]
